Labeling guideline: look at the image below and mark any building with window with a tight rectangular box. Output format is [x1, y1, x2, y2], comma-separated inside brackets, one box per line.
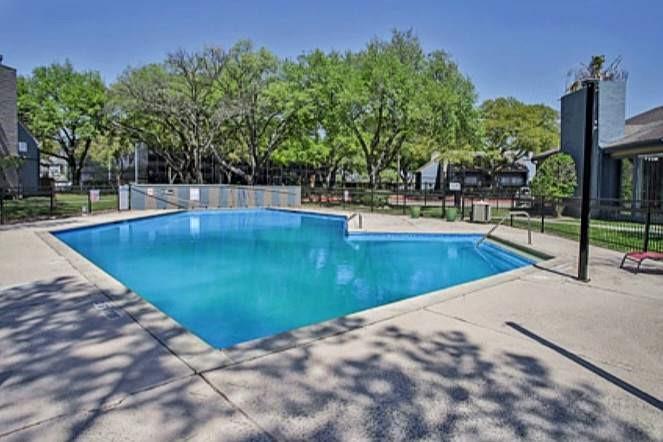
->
[414, 153, 531, 192]
[603, 107, 663, 206]
[0, 58, 40, 194]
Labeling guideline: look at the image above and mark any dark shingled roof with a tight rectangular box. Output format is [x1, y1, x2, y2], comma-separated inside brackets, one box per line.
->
[603, 120, 663, 151]
[602, 106, 663, 154]
[626, 106, 663, 126]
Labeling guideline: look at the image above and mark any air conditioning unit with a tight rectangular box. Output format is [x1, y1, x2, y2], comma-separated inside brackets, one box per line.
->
[472, 202, 492, 223]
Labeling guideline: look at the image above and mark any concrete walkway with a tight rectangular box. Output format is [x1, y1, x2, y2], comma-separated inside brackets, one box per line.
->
[0, 209, 661, 440]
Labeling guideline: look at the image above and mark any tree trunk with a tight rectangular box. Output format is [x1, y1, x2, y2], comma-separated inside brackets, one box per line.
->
[368, 163, 378, 191]
[68, 156, 80, 186]
[73, 166, 83, 188]
[325, 167, 337, 189]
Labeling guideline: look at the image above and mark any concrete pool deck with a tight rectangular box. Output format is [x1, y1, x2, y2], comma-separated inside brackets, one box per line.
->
[1, 209, 662, 440]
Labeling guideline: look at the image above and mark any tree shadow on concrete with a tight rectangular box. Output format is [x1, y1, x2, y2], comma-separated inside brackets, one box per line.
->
[2, 275, 660, 440]
[0, 276, 269, 441]
[209, 321, 660, 441]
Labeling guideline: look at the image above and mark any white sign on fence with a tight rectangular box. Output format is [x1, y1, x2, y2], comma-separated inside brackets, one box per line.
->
[449, 182, 462, 191]
[190, 188, 200, 202]
[89, 189, 100, 202]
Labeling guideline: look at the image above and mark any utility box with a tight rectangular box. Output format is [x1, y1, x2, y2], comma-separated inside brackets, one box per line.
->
[472, 202, 491, 223]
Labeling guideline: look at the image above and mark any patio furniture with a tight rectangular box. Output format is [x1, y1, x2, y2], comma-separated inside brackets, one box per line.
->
[619, 251, 663, 273]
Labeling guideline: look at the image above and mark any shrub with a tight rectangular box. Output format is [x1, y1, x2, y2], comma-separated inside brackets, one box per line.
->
[358, 193, 387, 208]
[531, 153, 577, 216]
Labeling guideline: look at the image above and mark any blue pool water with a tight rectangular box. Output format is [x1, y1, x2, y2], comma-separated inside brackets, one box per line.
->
[55, 210, 534, 348]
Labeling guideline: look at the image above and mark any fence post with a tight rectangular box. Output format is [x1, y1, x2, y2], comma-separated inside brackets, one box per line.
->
[424, 185, 427, 207]
[395, 184, 399, 211]
[402, 188, 407, 215]
[0, 188, 4, 225]
[461, 196, 465, 221]
[50, 187, 55, 216]
[540, 196, 545, 233]
[87, 190, 92, 215]
[509, 197, 514, 226]
[370, 187, 374, 213]
[442, 190, 446, 218]
[643, 203, 652, 252]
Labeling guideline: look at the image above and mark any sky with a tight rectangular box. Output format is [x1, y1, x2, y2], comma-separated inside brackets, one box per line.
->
[1, 0, 661, 116]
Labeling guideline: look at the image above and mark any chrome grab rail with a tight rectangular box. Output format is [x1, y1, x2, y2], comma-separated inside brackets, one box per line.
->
[347, 212, 363, 229]
[477, 210, 531, 245]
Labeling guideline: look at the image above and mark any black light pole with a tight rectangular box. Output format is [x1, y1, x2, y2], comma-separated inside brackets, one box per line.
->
[578, 81, 596, 282]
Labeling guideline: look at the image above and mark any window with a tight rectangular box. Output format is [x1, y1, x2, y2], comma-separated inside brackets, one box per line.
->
[18, 142, 28, 153]
[464, 175, 479, 186]
[499, 175, 525, 187]
[49, 165, 63, 177]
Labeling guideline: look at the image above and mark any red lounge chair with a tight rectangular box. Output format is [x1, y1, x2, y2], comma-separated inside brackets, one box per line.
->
[620, 251, 663, 273]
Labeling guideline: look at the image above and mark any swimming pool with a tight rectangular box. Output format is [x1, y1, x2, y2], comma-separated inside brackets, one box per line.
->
[55, 210, 534, 348]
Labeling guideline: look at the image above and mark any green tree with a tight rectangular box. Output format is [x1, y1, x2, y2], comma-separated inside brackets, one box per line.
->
[219, 41, 308, 184]
[278, 50, 358, 187]
[18, 61, 107, 185]
[339, 30, 479, 189]
[109, 48, 232, 184]
[480, 97, 559, 185]
[531, 153, 577, 216]
[87, 128, 135, 185]
[341, 31, 422, 188]
[399, 49, 480, 184]
[109, 64, 182, 183]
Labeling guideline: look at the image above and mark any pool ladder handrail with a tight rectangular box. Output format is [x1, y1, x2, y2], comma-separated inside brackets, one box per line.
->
[347, 212, 363, 229]
[476, 210, 531, 246]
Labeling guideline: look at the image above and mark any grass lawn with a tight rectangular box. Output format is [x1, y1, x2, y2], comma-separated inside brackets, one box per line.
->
[509, 217, 662, 253]
[303, 202, 662, 253]
[2, 192, 117, 223]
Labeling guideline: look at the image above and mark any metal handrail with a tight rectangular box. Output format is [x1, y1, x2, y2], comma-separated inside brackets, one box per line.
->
[477, 210, 531, 245]
[347, 212, 363, 229]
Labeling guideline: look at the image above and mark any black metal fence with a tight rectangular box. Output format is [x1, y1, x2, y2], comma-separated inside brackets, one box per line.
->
[302, 187, 663, 253]
[0, 186, 119, 225]
[3, 182, 661, 254]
